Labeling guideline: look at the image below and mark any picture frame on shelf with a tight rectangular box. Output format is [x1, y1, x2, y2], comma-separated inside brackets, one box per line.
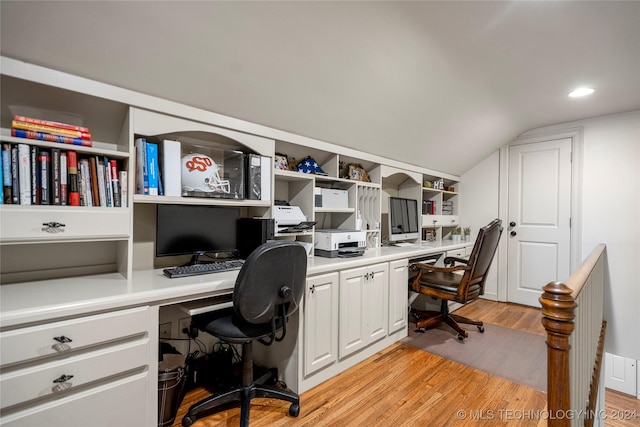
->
[348, 164, 370, 182]
[274, 153, 289, 171]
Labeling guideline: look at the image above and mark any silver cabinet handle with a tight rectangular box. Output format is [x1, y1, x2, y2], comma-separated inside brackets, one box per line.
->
[42, 222, 66, 233]
[53, 374, 74, 383]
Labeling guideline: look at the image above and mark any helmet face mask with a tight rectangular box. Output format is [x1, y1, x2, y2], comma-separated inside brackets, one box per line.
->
[182, 153, 231, 194]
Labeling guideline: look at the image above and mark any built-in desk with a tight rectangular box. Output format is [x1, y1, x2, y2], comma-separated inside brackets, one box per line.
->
[0, 241, 472, 425]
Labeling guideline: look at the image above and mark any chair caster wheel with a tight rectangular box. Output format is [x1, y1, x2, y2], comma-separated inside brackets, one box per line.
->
[415, 328, 426, 333]
[182, 415, 195, 426]
[457, 333, 465, 341]
[289, 403, 300, 417]
[478, 326, 485, 333]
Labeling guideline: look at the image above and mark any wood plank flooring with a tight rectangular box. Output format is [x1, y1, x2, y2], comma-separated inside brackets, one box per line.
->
[170, 299, 636, 427]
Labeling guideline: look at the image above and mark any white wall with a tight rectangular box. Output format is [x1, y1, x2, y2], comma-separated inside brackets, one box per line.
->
[459, 151, 501, 300]
[474, 110, 640, 360]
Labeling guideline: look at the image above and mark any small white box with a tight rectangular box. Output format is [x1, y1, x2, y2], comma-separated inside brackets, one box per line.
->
[321, 188, 348, 209]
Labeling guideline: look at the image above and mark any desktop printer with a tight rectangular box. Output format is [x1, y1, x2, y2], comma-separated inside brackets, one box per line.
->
[314, 229, 367, 258]
[273, 205, 310, 233]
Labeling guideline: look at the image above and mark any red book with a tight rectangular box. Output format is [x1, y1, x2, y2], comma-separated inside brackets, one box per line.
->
[14, 115, 90, 133]
[12, 120, 91, 141]
[66, 151, 80, 206]
[11, 128, 91, 147]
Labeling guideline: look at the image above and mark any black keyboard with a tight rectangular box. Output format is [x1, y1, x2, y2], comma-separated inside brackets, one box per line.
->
[163, 260, 245, 278]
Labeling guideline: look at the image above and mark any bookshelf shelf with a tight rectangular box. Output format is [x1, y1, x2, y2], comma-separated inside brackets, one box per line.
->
[133, 194, 271, 207]
[0, 129, 130, 158]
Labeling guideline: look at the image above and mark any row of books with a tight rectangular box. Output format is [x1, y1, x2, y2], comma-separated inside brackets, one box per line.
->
[134, 137, 167, 196]
[0, 142, 126, 207]
[422, 199, 437, 215]
[10, 115, 93, 147]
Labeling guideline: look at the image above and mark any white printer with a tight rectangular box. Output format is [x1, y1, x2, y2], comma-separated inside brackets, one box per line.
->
[273, 205, 314, 233]
[314, 229, 367, 258]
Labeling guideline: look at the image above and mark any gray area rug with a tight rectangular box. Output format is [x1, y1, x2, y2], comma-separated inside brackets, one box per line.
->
[401, 322, 547, 392]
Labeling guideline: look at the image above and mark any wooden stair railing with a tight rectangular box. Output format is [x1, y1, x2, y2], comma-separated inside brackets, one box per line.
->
[540, 244, 607, 427]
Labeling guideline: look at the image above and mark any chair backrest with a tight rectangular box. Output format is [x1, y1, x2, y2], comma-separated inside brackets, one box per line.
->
[233, 240, 307, 325]
[459, 219, 503, 300]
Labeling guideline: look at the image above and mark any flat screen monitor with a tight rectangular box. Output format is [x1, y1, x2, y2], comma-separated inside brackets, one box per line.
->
[156, 204, 239, 263]
[388, 197, 419, 242]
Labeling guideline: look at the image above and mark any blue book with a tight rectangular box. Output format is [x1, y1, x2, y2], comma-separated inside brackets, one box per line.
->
[146, 142, 159, 196]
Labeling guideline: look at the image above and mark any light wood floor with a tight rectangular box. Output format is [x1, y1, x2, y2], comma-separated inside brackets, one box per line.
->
[170, 299, 637, 427]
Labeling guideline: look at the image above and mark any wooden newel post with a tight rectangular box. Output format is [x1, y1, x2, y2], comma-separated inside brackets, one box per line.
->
[539, 281, 577, 427]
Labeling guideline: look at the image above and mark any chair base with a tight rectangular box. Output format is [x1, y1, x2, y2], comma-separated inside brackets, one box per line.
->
[182, 382, 299, 427]
[182, 341, 300, 427]
[410, 300, 484, 340]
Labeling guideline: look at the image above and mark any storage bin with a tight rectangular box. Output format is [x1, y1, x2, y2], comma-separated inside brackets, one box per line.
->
[158, 353, 187, 427]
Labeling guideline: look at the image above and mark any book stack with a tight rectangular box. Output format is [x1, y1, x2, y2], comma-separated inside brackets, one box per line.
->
[442, 200, 454, 215]
[11, 115, 93, 147]
[0, 142, 126, 207]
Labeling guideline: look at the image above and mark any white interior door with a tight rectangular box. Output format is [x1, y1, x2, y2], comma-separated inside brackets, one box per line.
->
[507, 138, 572, 306]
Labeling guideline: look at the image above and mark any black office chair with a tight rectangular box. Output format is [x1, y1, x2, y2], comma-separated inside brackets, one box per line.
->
[182, 241, 307, 427]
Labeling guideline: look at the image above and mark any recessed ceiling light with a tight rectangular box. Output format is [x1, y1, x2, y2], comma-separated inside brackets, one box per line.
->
[568, 87, 595, 98]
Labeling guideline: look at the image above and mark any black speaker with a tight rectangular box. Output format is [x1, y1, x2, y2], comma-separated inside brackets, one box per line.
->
[237, 218, 275, 259]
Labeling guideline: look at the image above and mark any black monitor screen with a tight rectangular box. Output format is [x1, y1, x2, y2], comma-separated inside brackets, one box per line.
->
[156, 204, 239, 258]
[388, 197, 419, 242]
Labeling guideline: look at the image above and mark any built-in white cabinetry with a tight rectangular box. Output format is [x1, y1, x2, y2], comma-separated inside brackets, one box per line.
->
[0, 57, 466, 413]
[0, 306, 154, 426]
[421, 173, 461, 242]
[303, 272, 339, 376]
[388, 259, 409, 333]
[274, 140, 383, 253]
[338, 262, 389, 358]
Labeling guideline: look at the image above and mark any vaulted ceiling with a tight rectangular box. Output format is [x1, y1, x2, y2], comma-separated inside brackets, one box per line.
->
[1, 1, 639, 175]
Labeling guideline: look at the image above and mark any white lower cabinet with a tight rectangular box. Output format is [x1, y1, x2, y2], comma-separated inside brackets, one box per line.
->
[0, 306, 154, 426]
[303, 272, 339, 376]
[388, 259, 409, 334]
[339, 262, 389, 359]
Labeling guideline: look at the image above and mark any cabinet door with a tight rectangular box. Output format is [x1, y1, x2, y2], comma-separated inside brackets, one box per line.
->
[339, 266, 367, 359]
[304, 272, 339, 376]
[366, 263, 389, 344]
[388, 259, 409, 334]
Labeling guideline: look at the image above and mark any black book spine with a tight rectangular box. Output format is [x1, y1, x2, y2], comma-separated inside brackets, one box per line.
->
[51, 148, 61, 205]
[10, 144, 19, 204]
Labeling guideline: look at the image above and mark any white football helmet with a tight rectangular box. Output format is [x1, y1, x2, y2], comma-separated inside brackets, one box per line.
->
[181, 153, 230, 193]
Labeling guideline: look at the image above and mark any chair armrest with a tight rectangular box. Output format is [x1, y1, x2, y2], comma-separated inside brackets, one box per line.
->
[443, 256, 469, 267]
[409, 262, 469, 274]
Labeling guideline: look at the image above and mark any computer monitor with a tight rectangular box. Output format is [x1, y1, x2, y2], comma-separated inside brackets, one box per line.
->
[388, 196, 420, 242]
[156, 204, 239, 264]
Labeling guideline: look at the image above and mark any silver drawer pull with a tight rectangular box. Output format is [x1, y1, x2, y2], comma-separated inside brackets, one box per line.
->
[52, 374, 74, 392]
[42, 222, 66, 233]
[53, 374, 74, 383]
[53, 335, 73, 343]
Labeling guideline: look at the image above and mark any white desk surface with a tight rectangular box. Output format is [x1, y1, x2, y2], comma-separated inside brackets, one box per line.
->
[0, 241, 472, 328]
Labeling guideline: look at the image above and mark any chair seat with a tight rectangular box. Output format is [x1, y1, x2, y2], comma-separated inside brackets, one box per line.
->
[194, 308, 285, 344]
[415, 271, 462, 295]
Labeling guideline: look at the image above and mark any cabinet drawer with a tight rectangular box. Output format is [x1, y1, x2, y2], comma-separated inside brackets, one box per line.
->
[0, 206, 129, 243]
[0, 372, 149, 427]
[0, 307, 148, 366]
[446, 249, 467, 259]
[0, 339, 148, 409]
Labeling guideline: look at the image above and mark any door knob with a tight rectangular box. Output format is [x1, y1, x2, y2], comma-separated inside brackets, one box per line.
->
[509, 221, 516, 227]
[510, 231, 517, 237]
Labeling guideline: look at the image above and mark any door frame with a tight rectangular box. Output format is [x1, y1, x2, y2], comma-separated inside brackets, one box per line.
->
[496, 127, 584, 302]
